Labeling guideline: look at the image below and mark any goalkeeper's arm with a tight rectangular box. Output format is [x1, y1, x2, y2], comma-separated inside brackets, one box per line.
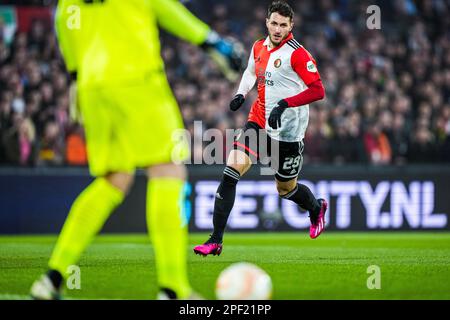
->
[151, 0, 246, 80]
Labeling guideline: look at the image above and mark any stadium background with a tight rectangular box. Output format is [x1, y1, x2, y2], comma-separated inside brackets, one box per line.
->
[0, 0, 449, 233]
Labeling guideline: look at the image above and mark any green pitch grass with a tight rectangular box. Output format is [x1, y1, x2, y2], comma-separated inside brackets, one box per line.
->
[1, 233, 449, 300]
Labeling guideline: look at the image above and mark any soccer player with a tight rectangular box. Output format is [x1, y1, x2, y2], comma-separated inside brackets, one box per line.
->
[194, 1, 328, 257]
[30, 0, 244, 300]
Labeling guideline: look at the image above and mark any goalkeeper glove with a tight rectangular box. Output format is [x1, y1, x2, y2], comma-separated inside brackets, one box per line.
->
[229, 94, 245, 111]
[268, 100, 288, 130]
[201, 30, 245, 81]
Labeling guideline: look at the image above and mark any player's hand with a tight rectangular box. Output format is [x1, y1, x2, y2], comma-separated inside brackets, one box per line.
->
[268, 100, 288, 129]
[69, 79, 82, 124]
[230, 94, 245, 111]
[201, 30, 246, 82]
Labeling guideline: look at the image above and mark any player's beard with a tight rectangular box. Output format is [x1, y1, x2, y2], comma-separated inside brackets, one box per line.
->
[269, 33, 285, 47]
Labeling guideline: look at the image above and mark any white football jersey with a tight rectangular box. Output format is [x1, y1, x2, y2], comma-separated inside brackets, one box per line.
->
[237, 33, 321, 142]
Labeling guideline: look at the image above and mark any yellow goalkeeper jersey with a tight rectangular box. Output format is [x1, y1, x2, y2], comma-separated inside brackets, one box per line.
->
[55, 0, 210, 87]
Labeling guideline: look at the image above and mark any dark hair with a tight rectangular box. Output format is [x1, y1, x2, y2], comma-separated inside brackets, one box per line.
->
[267, 1, 294, 21]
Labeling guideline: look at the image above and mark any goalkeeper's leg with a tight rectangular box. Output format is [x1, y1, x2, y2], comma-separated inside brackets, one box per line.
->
[31, 173, 133, 299]
[146, 163, 192, 299]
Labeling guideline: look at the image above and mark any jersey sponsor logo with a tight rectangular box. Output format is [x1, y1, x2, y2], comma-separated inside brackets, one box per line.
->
[256, 70, 275, 86]
[265, 71, 274, 86]
[307, 61, 317, 73]
[258, 77, 274, 86]
[274, 58, 282, 68]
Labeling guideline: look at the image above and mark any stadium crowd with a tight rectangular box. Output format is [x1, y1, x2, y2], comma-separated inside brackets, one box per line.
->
[0, 0, 449, 167]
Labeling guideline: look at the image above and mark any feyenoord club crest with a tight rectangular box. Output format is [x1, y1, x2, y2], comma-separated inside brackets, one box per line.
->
[274, 58, 282, 68]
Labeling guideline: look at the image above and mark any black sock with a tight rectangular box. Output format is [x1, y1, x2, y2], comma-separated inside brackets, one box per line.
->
[160, 287, 177, 299]
[210, 166, 240, 243]
[282, 184, 320, 216]
[47, 269, 63, 289]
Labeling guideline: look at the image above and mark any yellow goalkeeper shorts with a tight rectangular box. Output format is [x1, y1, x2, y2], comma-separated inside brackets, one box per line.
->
[78, 75, 189, 177]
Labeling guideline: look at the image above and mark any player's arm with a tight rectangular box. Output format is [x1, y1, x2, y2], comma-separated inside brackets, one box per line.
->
[150, 0, 245, 81]
[268, 48, 325, 129]
[230, 45, 257, 111]
[236, 45, 257, 97]
[282, 47, 325, 107]
[150, 0, 209, 45]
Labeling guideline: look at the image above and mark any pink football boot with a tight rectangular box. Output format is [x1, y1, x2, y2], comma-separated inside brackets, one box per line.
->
[193, 237, 223, 257]
[310, 199, 327, 239]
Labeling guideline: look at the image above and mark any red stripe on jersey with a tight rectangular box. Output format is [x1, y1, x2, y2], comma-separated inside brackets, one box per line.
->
[248, 100, 266, 129]
[248, 39, 269, 128]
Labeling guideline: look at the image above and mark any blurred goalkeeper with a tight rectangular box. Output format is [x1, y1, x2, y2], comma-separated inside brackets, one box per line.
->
[194, 1, 327, 257]
[30, 0, 244, 300]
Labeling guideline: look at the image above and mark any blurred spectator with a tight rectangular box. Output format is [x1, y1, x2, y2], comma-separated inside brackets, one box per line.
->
[65, 125, 87, 166]
[329, 114, 366, 164]
[441, 122, 450, 162]
[37, 120, 64, 166]
[407, 123, 438, 163]
[2, 114, 37, 165]
[363, 121, 392, 165]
